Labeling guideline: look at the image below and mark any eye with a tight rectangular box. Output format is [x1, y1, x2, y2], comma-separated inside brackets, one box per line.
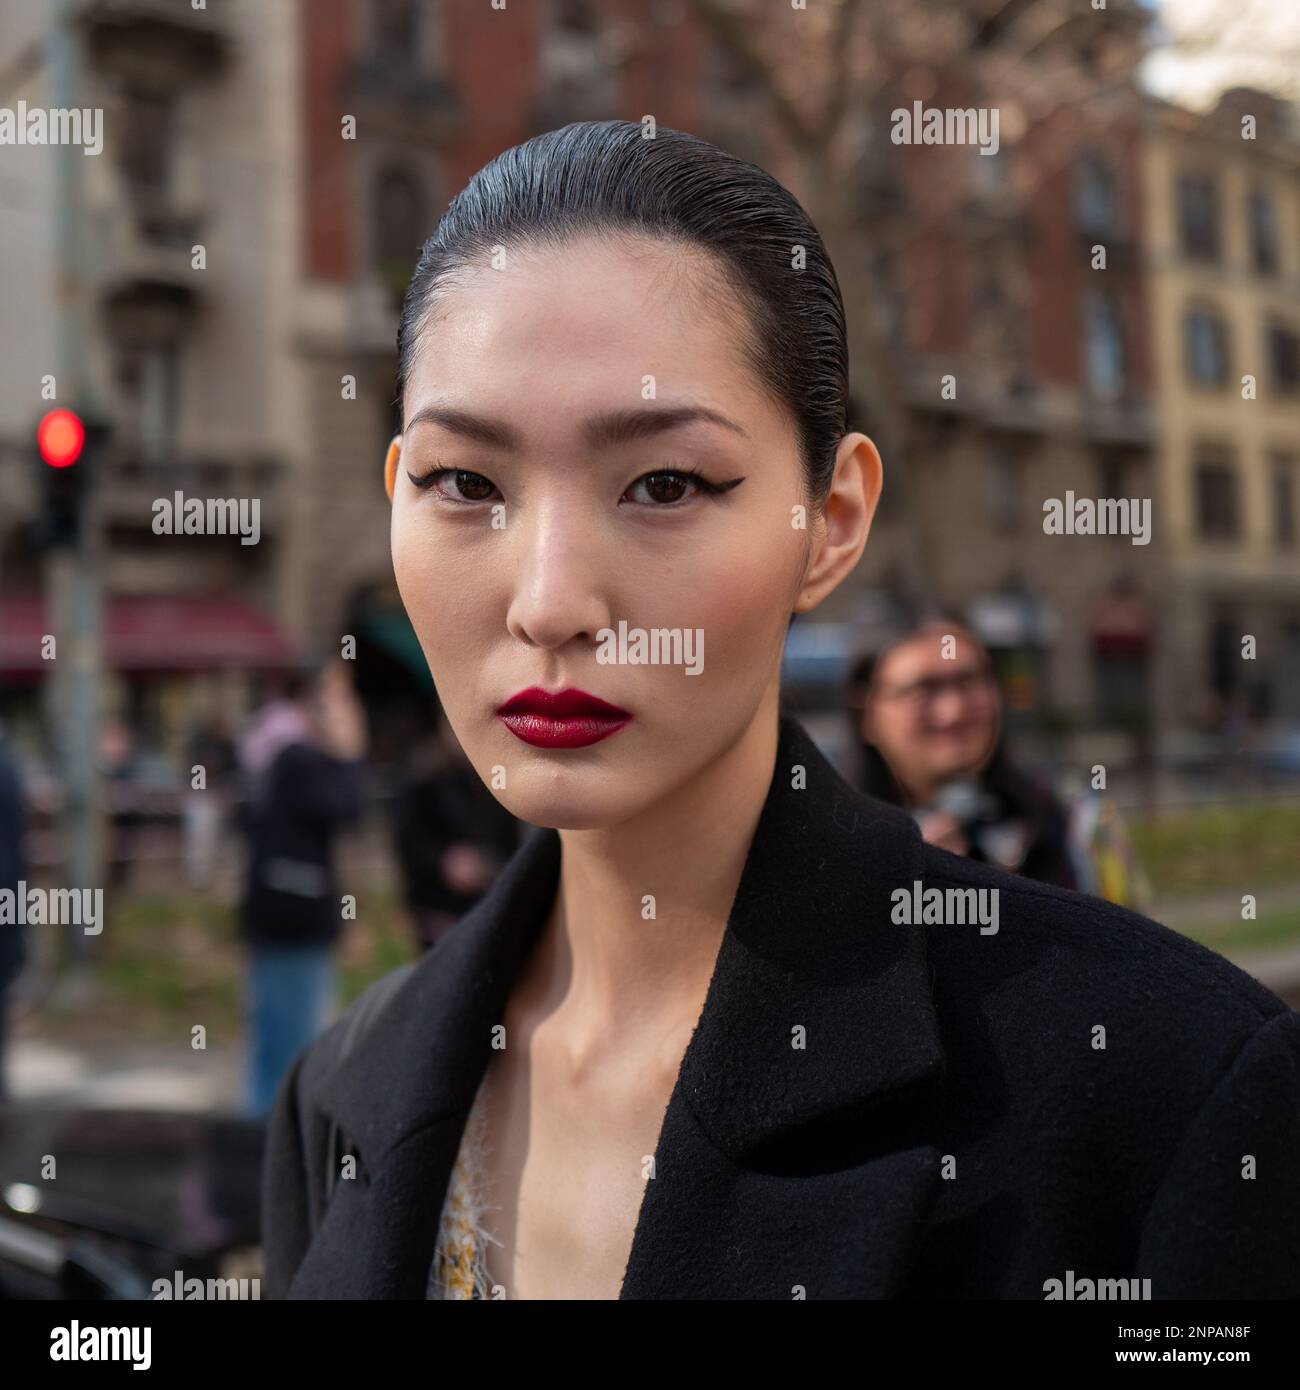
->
[622, 467, 745, 507]
[407, 467, 498, 503]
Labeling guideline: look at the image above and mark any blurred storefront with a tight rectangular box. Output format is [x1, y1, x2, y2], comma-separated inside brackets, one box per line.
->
[0, 591, 296, 771]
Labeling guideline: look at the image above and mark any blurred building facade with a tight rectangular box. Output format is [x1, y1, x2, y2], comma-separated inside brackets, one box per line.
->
[0, 0, 302, 767]
[2, 0, 1297, 783]
[860, 22, 1163, 752]
[1143, 89, 1300, 730]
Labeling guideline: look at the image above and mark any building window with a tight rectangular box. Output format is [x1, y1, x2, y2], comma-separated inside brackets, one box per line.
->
[987, 454, 1020, 533]
[1248, 189, 1278, 274]
[118, 86, 175, 197]
[114, 344, 180, 465]
[554, 0, 598, 32]
[1095, 649, 1150, 728]
[372, 167, 425, 308]
[143, 347, 180, 465]
[1209, 612, 1240, 697]
[1194, 452, 1239, 540]
[1281, 619, 1300, 719]
[1274, 456, 1297, 549]
[1077, 154, 1117, 237]
[373, 0, 421, 63]
[970, 142, 1010, 197]
[1177, 173, 1220, 262]
[1267, 324, 1300, 394]
[113, 345, 179, 464]
[710, 38, 760, 95]
[1097, 455, 1126, 502]
[1084, 292, 1126, 399]
[537, 0, 612, 122]
[1183, 307, 1229, 384]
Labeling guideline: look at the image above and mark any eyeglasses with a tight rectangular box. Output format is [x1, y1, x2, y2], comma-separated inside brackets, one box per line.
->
[872, 668, 995, 707]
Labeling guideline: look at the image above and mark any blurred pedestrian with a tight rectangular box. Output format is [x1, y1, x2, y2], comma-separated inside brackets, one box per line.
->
[848, 613, 1078, 889]
[237, 663, 367, 1117]
[184, 712, 238, 888]
[100, 716, 141, 892]
[0, 720, 28, 1102]
[391, 709, 520, 952]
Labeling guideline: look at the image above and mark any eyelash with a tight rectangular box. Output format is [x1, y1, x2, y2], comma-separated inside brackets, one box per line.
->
[406, 463, 744, 507]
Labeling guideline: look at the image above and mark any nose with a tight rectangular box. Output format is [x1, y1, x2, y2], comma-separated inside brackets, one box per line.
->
[927, 686, 968, 727]
[504, 497, 613, 652]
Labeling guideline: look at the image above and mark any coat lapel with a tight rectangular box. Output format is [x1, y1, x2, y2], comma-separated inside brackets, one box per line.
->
[286, 821, 563, 1299]
[619, 714, 946, 1298]
[288, 713, 946, 1299]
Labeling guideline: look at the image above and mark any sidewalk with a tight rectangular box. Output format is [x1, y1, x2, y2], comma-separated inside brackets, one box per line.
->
[6, 1035, 244, 1111]
[1222, 944, 1300, 1008]
[1150, 882, 1300, 1003]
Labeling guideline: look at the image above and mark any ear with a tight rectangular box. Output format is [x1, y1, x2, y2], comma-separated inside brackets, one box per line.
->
[793, 432, 883, 615]
[383, 435, 402, 502]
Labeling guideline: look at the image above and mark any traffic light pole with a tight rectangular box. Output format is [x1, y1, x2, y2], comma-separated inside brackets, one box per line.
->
[48, 4, 104, 974]
[47, 467, 104, 967]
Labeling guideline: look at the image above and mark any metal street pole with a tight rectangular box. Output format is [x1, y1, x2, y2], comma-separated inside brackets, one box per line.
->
[49, 2, 104, 971]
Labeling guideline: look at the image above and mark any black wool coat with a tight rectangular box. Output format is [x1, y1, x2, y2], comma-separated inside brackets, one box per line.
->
[260, 714, 1300, 1299]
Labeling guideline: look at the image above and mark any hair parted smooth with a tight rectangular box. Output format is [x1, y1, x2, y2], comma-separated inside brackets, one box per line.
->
[395, 119, 851, 508]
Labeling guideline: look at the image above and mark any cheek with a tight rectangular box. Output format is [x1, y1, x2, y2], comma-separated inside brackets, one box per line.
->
[391, 511, 435, 628]
[872, 709, 913, 751]
[683, 525, 803, 653]
[391, 508, 489, 655]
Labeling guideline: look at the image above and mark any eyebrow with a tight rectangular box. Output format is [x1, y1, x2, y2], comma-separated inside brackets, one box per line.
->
[404, 404, 750, 451]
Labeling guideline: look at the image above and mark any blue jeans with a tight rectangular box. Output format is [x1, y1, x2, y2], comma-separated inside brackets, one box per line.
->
[244, 942, 338, 1117]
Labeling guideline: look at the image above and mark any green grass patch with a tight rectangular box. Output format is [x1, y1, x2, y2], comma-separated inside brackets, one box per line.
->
[40, 883, 418, 1044]
[1128, 801, 1300, 898]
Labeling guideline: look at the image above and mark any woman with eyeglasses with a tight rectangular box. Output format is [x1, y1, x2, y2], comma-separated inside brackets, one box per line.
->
[847, 615, 1078, 890]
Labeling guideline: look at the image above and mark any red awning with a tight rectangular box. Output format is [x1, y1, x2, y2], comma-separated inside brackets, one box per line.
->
[1089, 591, 1153, 655]
[0, 593, 298, 675]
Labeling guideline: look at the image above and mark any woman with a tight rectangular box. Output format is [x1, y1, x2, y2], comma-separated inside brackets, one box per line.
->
[847, 616, 1079, 890]
[261, 120, 1300, 1300]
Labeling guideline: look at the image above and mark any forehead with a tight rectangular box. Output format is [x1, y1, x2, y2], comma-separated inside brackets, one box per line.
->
[403, 234, 789, 445]
[882, 630, 986, 677]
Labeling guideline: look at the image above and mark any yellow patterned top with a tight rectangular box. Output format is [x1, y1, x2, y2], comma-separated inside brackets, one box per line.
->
[428, 1076, 501, 1299]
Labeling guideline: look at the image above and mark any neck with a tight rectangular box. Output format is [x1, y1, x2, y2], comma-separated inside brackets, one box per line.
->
[531, 694, 782, 1064]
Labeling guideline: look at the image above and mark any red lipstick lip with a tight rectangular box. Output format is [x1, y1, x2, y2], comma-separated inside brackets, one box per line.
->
[497, 686, 630, 718]
[495, 686, 633, 749]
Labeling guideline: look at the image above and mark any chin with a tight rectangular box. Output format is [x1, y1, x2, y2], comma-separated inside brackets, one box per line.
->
[496, 788, 638, 832]
[922, 755, 972, 786]
[468, 753, 643, 831]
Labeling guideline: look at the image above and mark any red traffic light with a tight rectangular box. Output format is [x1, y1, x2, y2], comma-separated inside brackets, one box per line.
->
[38, 408, 86, 468]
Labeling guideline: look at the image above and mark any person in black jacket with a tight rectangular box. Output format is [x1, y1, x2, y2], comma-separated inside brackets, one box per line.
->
[391, 710, 520, 952]
[238, 663, 366, 1117]
[0, 725, 27, 1103]
[847, 613, 1079, 890]
[260, 120, 1300, 1300]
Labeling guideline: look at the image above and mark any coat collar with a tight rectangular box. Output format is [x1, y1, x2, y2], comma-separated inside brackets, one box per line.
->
[289, 712, 946, 1298]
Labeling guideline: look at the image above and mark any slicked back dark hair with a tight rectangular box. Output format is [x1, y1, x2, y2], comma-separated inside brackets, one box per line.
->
[395, 119, 850, 508]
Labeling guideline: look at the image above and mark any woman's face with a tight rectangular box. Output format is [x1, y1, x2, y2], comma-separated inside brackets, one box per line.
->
[386, 234, 877, 829]
[860, 627, 1001, 799]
